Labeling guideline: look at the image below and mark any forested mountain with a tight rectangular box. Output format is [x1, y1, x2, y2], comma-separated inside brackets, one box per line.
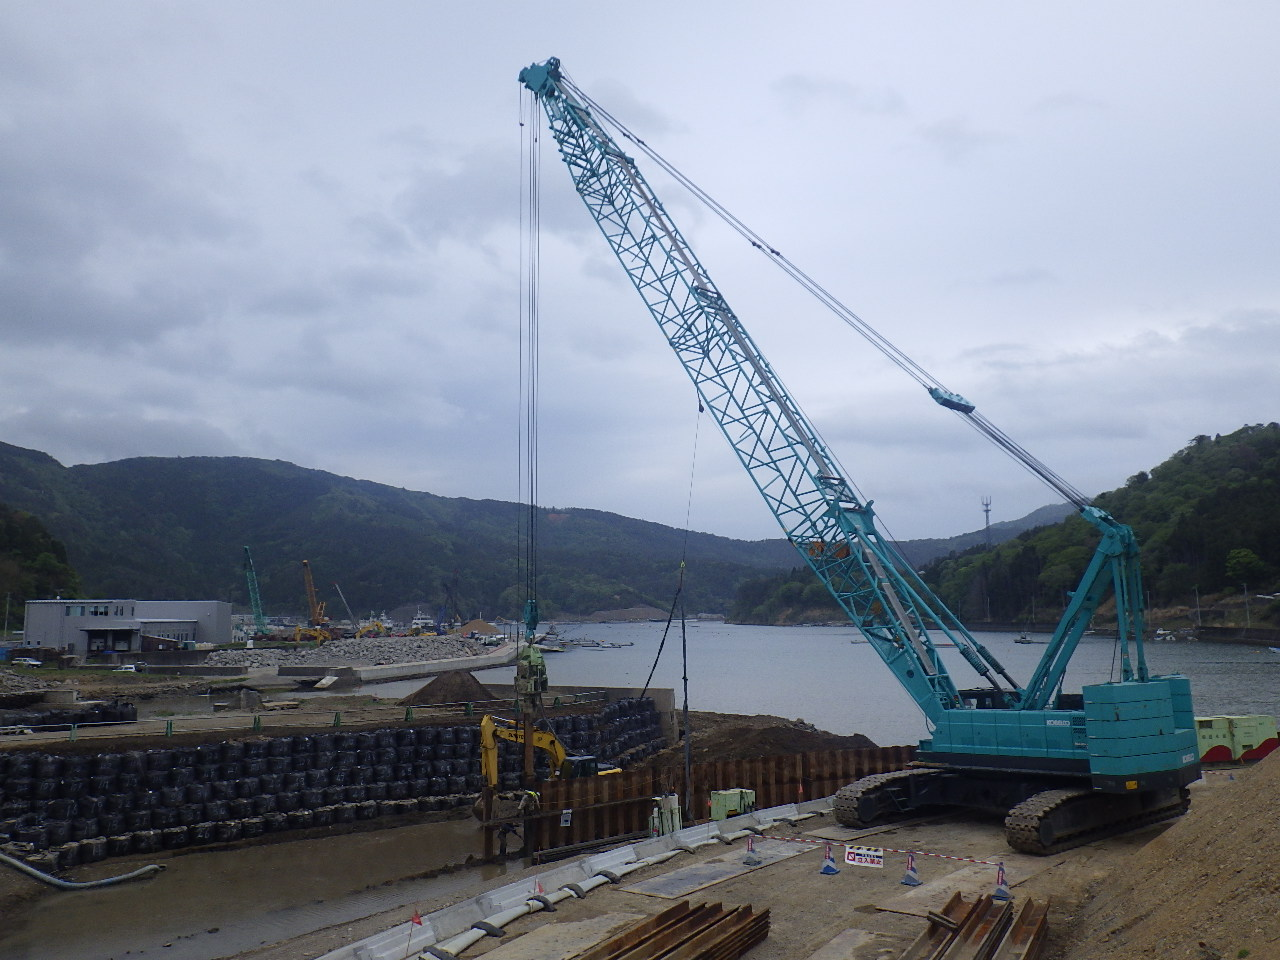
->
[0, 504, 80, 622]
[12, 426, 1267, 630]
[729, 502, 1073, 624]
[731, 425, 1280, 628]
[927, 424, 1280, 627]
[0, 441, 806, 621]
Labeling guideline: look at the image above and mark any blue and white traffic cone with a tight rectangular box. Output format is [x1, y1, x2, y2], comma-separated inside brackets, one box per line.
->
[743, 835, 762, 867]
[820, 842, 840, 875]
[900, 851, 922, 886]
[992, 863, 1011, 901]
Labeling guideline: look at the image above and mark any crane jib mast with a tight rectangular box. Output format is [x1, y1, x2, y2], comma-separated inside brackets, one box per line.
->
[519, 57, 1200, 852]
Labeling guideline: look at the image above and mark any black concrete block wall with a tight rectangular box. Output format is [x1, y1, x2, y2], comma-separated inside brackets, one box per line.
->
[0, 698, 666, 868]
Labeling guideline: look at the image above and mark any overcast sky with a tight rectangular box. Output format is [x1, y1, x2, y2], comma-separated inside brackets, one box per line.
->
[2, 3, 1277, 544]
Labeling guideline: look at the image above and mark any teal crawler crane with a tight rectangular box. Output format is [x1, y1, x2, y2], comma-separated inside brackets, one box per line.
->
[519, 57, 1199, 853]
[242, 546, 269, 640]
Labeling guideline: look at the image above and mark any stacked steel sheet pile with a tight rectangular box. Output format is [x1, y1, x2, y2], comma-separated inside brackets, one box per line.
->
[574, 900, 769, 960]
[898, 891, 1049, 960]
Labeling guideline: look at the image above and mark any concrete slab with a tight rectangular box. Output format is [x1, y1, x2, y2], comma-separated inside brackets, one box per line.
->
[478, 912, 646, 960]
[804, 927, 892, 960]
[620, 838, 807, 899]
[802, 814, 950, 844]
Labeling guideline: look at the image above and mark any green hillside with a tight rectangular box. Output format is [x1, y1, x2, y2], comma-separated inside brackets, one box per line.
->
[10, 424, 1269, 629]
[0, 442, 798, 620]
[0, 503, 80, 631]
[730, 424, 1280, 629]
[926, 424, 1280, 628]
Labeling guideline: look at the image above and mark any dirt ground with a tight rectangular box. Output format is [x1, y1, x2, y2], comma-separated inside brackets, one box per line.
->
[213, 712, 1258, 960]
[215, 793, 1189, 960]
[1061, 758, 1280, 960]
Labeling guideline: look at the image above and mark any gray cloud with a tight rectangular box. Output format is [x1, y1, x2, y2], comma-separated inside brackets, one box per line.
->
[0, 2, 1276, 545]
[771, 74, 907, 116]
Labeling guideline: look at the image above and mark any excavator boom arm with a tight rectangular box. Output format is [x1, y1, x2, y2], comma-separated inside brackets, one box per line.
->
[480, 715, 568, 787]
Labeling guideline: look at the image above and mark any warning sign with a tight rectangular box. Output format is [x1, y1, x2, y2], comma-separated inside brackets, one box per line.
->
[844, 845, 885, 868]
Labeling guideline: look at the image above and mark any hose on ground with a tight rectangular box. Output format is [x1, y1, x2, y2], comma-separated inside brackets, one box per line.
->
[0, 850, 164, 889]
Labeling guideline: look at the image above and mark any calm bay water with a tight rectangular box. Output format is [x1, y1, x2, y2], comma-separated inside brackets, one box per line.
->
[365, 621, 1280, 746]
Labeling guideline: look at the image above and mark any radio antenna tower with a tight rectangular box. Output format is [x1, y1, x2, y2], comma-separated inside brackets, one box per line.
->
[982, 496, 993, 548]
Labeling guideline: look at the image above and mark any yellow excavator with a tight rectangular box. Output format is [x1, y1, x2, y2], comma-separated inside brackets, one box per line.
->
[293, 560, 335, 643]
[479, 714, 619, 786]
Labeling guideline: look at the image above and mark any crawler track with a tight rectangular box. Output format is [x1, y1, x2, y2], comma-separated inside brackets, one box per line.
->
[1004, 786, 1190, 855]
[832, 768, 941, 827]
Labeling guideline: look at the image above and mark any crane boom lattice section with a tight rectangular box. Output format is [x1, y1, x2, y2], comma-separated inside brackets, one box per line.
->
[522, 59, 985, 719]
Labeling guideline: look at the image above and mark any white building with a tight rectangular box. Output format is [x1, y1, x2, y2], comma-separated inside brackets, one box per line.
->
[22, 599, 232, 658]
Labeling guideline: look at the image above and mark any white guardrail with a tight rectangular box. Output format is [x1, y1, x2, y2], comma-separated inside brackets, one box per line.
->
[317, 797, 834, 960]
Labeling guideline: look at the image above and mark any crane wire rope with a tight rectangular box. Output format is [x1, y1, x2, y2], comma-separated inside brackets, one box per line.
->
[559, 74, 1091, 512]
[518, 91, 542, 634]
[640, 403, 703, 698]
[637, 401, 703, 817]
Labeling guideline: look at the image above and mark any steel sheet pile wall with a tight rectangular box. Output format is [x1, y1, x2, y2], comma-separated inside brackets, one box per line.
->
[528, 745, 915, 855]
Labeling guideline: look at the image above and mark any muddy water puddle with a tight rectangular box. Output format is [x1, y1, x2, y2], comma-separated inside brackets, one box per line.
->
[0, 818, 513, 960]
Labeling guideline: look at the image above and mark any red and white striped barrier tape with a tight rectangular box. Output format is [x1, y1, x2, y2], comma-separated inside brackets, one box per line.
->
[763, 832, 1003, 867]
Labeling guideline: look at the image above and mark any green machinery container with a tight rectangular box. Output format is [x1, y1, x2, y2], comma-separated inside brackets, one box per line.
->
[709, 788, 756, 821]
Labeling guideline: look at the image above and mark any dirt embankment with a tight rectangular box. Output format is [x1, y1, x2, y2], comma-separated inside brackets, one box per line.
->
[644, 710, 877, 766]
[1061, 755, 1280, 959]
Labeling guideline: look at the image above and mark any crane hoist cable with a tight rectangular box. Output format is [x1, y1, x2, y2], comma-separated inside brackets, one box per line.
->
[519, 88, 542, 629]
[558, 73, 1090, 511]
[516, 83, 550, 729]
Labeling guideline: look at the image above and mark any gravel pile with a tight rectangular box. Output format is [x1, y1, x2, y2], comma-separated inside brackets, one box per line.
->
[0, 670, 52, 696]
[204, 635, 489, 668]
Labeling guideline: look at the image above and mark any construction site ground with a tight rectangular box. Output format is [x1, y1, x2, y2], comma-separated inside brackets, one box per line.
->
[222, 727, 1271, 960]
[212, 795, 1192, 960]
[4, 669, 1276, 959]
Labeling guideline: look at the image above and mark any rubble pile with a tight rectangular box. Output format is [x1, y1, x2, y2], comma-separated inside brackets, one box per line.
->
[0, 671, 51, 698]
[205, 636, 488, 669]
